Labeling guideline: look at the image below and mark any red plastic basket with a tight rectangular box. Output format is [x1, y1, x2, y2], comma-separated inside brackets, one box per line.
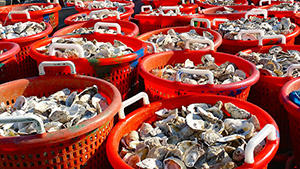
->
[196, 0, 248, 8]
[0, 20, 53, 79]
[74, 0, 134, 13]
[236, 36, 299, 151]
[140, 3, 198, 14]
[64, 7, 134, 25]
[53, 20, 139, 37]
[137, 18, 222, 52]
[0, 1, 61, 29]
[139, 48, 260, 102]
[259, 1, 299, 18]
[0, 61, 122, 169]
[0, 42, 20, 84]
[29, 33, 147, 100]
[106, 93, 279, 169]
[280, 78, 300, 169]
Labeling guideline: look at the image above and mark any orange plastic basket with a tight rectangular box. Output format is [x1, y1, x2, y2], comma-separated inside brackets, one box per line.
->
[0, 42, 20, 84]
[106, 93, 279, 169]
[196, 0, 248, 8]
[64, 7, 134, 25]
[0, 1, 61, 29]
[53, 20, 139, 37]
[280, 78, 300, 169]
[0, 61, 122, 169]
[74, 0, 134, 13]
[0, 20, 53, 79]
[29, 33, 147, 100]
[137, 18, 222, 52]
[139, 47, 260, 102]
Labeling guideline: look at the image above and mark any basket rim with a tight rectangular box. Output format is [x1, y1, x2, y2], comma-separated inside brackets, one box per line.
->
[0, 20, 53, 44]
[280, 77, 300, 118]
[106, 94, 279, 169]
[139, 50, 260, 92]
[0, 42, 20, 62]
[0, 75, 122, 147]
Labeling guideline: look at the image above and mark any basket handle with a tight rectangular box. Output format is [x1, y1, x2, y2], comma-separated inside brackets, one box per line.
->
[190, 18, 211, 29]
[211, 18, 229, 27]
[144, 41, 157, 53]
[258, 35, 286, 46]
[293, 5, 298, 13]
[259, 0, 271, 6]
[185, 39, 214, 51]
[94, 22, 121, 34]
[39, 61, 77, 75]
[245, 9, 268, 19]
[0, 115, 46, 135]
[159, 6, 181, 16]
[141, 5, 153, 12]
[245, 124, 277, 164]
[88, 1, 103, 10]
[99, 11, 121, 20]
[286, 64, 300, 77]
[7, 11, 31, 20]
[237, 30, 265, 40]
[75, 0, 84, 7]
[175, 68, 214, 84]
[89, 9, 110, 19]
[119, 92, 150, 119]
[49, 43, 85, 58]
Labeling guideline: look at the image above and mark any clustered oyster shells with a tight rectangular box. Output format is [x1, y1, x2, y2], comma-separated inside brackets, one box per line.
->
[120, 101, 264, 169]
[202, 0, 243, 6]
[72, 7, 126, 21]
[26, 5, 54, 11]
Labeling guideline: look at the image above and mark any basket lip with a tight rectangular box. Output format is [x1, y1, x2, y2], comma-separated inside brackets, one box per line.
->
[139, 50, 260, 91]
[106, 94, 279, 169]
[0, 2, 61, 15]
[137, 25, 222, 50]
[201, 5, 258, 15]
[0, 42, 20, 61]
[29, 33, 146, 66]
[53, 19, 139, 37]
[0, 75, 122, 147]
[0, 20, 53, 44]
[64, 7, 134, 25]
[280, 77, 300, 117]
[196, 0, 248, 8]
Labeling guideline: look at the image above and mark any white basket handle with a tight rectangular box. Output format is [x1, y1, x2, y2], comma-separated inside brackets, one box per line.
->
[49, 43, 85, 58]
[258, 35, 286, 46]
[286, 64, 300, 77]
[89, 9, 110, 19]
[245, 9, 268, 19]
[39, 61, 76, 75]
[141, 5, 152, 12]
[88, 1, 103, 10]
[144, 41, 157, 53]
[190, 18, 211, 29]
[99, 11, 121, 20]
[259, 0, 271, 6]
[293, 5, 298, 13]
[94, 22, 121, 34]
[8, 11, 31, 20]
[245, 124, 277, 164]
[47, 0, 59, 3]
[176, 68, 214, 84]
[159, 6, 181, 16]
[75, 0, 84, 7]
[0, 115, 46, 135]
[237, 30, 265, 40]
[211, 18, 229, 27]
[119, 92, 150, 119]
[185, 39, 214, 51]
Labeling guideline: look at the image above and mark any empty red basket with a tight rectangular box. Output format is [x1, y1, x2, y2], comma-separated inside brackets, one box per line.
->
[0, 20, 53, 79]
[106, 93, 279, 169]
[74, 0, 135, 13]
[53, 20, 139, 37]
[0, 0, 61, 29]
[0, 42, 20, 84]
[139, 45, 260, 102]
[0, 61, 122, 169]
[29, 33, 147, 100]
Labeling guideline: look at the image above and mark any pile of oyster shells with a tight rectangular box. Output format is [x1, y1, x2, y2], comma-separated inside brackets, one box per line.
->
[36, 37, 134, 59]
[201, 0, 242, 6]
[0, 86, 109, 136]
[238, 45, 300, 77]
[147, 29, 214, 52]
[145, 6, 192, 16]
[120, 102, 264, 169]
[268, 2, 299, 11]
[215, 7, 249, 14]
[151, 56, 246, 85]
[0, 22, 47, 39]
[72, 7, 125, 21]
[218, 17, 295, 40]
[82, 0, 129, 8]
[70, 27, 124, 35]
[26, 5, 54, 11]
